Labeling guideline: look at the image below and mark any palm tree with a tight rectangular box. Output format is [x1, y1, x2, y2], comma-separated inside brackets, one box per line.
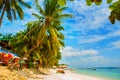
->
[0, 0, 31, 26]
[26, 0, 71, 67]
[10, 0, 72, 68]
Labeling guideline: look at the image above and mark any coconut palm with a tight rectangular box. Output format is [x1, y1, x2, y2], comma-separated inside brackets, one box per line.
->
[0, 0, 31, 26]
[10, 0, 71, 68]
[29, 0, 71, 51]
[26, 0, 71, 67]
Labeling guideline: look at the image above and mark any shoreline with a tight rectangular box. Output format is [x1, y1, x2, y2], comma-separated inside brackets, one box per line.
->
[41, 69, 107, 80]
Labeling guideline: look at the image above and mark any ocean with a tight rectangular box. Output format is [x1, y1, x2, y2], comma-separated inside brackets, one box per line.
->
[72, 67, 120, 80]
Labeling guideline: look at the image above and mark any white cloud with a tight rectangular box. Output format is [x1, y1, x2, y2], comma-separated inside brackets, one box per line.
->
[79, 36, 106, 44]
[111, 40, 120, 48]
[82, 56, 104, 62]
[78, 30, 120, 44]
[64, 0, 120, 44]
[100, 39, 120, 51]
[65, 35, 75, 39]
[108, 30, 120, 37]
[61, 46, 98, 57]
[60, 55, 114, 67]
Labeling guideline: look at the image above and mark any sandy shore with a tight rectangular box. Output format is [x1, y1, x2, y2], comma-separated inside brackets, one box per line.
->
[41, 69, 107, 80]
[0, 66, 107, 80]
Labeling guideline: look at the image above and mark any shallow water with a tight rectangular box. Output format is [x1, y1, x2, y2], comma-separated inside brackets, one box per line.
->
[72, 67, 120, 80]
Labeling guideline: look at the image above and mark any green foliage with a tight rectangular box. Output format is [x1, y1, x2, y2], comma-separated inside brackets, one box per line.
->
[109, 14, 115, 24]
[95, 0, 102, 5]
[57, 0, 75, 6]
[0, 33, 13, 40]
[86, 0, 106, 6]
[107, 0, 113, 4]
[109, 0, 120, 24]
[86, 0, 93, 6]
[58, 0, 66, 6]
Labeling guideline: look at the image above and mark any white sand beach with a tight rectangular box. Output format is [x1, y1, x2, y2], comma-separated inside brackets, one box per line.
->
[0, 66, 107, 80]
[42, 69, 107, 80]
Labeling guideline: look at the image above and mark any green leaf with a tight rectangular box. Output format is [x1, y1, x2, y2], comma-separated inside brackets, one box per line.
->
[116, 14, 120, 20]
[109, 14, 115, 24]
[18, 0, 31, 8]
[86, 0, 92, 6]
[109, 5, 115, 10]
[35, 0, 38, 4]
[107, 0, 113, 4]
[70, 0, 74, 1]
[0, 0, 4, 9]
[95, 1, 102, 5]
[58, 0, 66, 6]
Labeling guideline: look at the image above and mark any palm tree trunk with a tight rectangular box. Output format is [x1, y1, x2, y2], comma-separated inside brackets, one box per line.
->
[0, 0, 7, 27]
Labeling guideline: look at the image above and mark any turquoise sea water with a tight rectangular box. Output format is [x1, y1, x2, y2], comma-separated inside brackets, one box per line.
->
[72, 67, 120, 80]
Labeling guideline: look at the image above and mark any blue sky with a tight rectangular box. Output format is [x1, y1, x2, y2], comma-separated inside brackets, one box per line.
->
[0, 0, 120, 68]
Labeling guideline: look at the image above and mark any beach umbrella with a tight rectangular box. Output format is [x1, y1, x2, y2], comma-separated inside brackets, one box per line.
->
[2, 53, 13, 65]
[3, 53, 13, 58]
[8, 53, 13, 58]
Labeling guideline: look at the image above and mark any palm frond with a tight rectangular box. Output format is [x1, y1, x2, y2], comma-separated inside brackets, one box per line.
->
[56, 26, 64, 31]
[59, 14, 73, 19]
[32, 13, 44, 20]
[18, 0, 31, 8]
[12, 9, 16, 19]
[0, 0, 4, 10]
[0, 0, 31, 26]
[15, 4, 24, 19]
[35, 3, 45, 16]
